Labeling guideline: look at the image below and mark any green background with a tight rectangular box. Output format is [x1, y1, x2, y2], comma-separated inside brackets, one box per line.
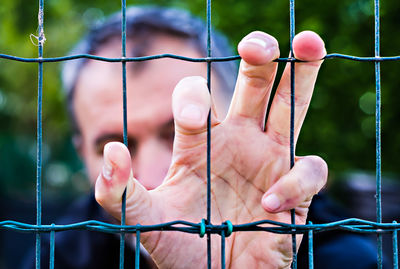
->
[0, 0, 400, 268]
[0, 0, 399, 202]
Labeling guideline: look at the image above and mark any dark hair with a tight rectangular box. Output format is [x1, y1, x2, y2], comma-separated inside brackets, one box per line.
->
[62, 6, 238, 135]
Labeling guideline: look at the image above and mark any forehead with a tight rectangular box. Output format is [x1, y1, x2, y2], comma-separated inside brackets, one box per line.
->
[74, 35, 207, 138]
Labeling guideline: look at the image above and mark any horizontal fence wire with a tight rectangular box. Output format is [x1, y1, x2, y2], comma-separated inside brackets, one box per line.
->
[1, 0, 400, 267]
[1, 219, 400, 234]
[1, 53, 400, 63]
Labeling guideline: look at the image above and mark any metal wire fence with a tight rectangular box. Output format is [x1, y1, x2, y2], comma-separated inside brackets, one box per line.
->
[0, 0, 400, 268]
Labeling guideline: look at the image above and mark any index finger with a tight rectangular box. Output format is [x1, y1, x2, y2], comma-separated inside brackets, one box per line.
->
[226, 31, 280, 127]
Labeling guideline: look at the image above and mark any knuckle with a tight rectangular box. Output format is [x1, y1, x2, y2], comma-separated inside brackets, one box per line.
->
[276, 89, 310, 108]
[244, 75, 269, 89]
[304, 155, 328, 190]
[266, 125, 290, 147]
[240, 64, 270, 89]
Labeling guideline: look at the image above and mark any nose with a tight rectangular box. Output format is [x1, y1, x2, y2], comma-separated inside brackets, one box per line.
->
[132, 137, 172, 190]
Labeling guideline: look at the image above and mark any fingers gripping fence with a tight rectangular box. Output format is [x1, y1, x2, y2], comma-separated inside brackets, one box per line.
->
[0, 0, 400, 268]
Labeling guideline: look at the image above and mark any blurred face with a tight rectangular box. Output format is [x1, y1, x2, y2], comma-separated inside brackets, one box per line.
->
[74, 34, 226, 190]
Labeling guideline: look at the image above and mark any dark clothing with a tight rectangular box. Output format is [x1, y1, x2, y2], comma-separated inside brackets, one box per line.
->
[298, 194, 385, 269]
[22, 193, 153, 269]
[23, 193, 383, 268]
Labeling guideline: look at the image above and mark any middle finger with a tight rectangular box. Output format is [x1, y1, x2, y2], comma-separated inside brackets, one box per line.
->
[265, 31, 326, 146]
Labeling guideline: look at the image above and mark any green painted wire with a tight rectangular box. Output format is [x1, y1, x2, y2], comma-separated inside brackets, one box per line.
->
[206, 0, 213, 268]
[50, 224, 55, 269]
[393, 221, 398, 269]
[221, 230, 226, 268]
[200, 219, 206, 238]
[220, 221, 233, 268]
[289, 0, 297, 268]
[308, 221, 313, 269]
[1, 53, 399, 63]
[3, 218, 400, 235]
[135, 227, 141, 269]
[35, 0, 45, 268]
[225, 221, 233, 237]
[374, 0, 383, 268]
[119, 0, 128, 267]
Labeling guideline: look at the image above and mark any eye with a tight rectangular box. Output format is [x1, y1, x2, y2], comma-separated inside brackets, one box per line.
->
[94, 136, 123, 157]
[159, 122, 175, 149]
[127, 137, 138, 157]
[94, 135, 137, 157]
[95, 141, 107, 156]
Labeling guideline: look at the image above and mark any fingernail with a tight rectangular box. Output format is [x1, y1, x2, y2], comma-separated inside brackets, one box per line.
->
[246, 37, 267, 49]
[242, 33, 277, 62]
[180, 103, 204, 122]
[262, 194, 281, 211]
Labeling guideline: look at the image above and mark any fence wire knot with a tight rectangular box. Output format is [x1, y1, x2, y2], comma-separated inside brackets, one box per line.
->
[223, 221, 233, 237]
[30, 33, 46, 47]
[199, 219, 206, 238]
[30, 8, 46, 47]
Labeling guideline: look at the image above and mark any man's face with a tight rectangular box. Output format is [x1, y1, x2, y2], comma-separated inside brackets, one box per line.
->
[74, 34, 226, 190]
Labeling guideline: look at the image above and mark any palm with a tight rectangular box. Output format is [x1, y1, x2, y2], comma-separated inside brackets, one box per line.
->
[139, 118, 305, 268]
[96, 31, 327, 269]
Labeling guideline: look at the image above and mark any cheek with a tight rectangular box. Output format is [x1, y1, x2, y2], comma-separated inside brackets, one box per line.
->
[82, 143, 103, 185]
[88, 158, 103, 185]
[160, 147, 173, 169]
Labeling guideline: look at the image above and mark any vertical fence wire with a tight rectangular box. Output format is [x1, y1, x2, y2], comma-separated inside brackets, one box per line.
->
[374, 0, 383, 268]
[289, 0, 297, 268]
[120, 0, 128, 268]
[393, 222, 399, 269]
[206, 0, 213, 268]
[135, 227, 141, 269]
[221, 230, 226, 268]
[49, 224, 55, 269]
[308, 221, 314, 269]
[35, 0, 45, 268]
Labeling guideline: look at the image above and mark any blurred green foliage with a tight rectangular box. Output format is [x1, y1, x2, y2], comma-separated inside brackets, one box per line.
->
[0, 0, 399, 198]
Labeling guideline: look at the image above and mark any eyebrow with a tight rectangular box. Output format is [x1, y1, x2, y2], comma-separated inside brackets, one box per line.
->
[94, 119, 174, 146]
[94, 133, 124, 147]
[160, 119, 175, 130]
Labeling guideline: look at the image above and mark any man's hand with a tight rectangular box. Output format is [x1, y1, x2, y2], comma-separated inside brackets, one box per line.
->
[95, 30, 328, 268]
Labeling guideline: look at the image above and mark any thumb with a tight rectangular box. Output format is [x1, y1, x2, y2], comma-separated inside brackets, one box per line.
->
[261, 155, 328, 215]
[95, 141, 153, 224]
